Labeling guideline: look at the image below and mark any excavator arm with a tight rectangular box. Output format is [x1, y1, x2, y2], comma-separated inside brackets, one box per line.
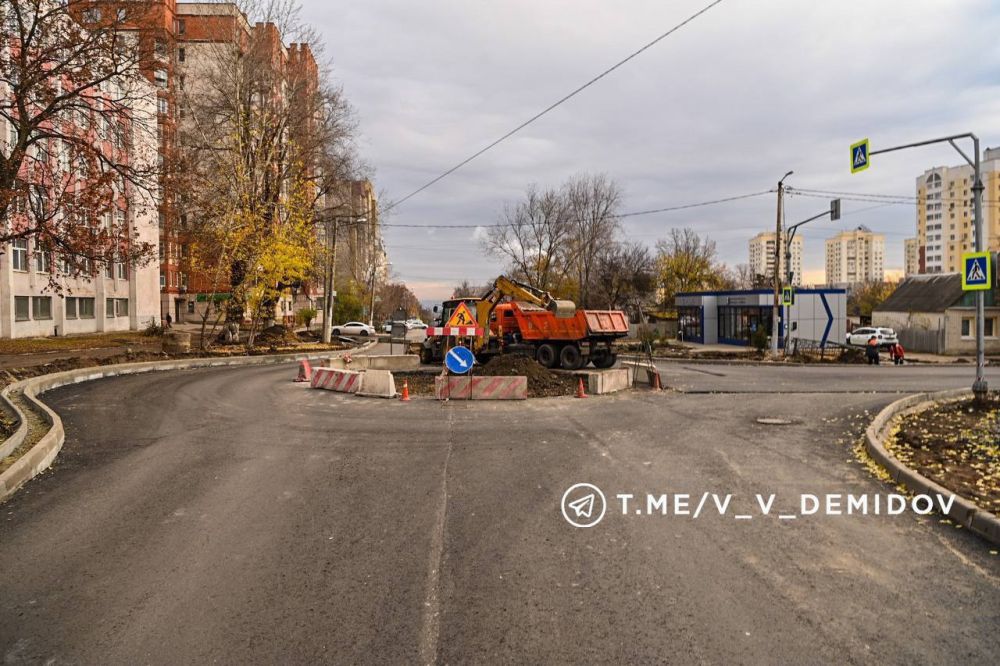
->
[472, 276, 577, 349]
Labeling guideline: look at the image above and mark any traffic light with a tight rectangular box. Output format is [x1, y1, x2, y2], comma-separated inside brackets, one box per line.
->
[830, 198, 841, 221]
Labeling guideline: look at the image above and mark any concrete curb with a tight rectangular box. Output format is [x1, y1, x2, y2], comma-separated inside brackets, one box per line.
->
[863, 388, 1000, 545]
[0, 341, 376, 504]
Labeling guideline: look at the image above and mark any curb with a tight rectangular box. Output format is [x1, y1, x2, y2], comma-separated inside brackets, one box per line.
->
[863, 388, 1000, 545]
[0, 341, 377, 504]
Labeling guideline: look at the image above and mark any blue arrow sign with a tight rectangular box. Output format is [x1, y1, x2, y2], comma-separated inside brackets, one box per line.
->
[445, 345, 475, 374]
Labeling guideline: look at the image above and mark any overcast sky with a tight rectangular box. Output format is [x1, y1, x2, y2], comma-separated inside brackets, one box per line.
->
[301, 0, 1000, 302]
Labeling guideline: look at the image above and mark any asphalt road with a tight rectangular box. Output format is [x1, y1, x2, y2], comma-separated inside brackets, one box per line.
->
[1, 363, 998, 664]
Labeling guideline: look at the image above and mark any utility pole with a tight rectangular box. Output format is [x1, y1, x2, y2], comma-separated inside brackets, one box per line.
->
[772, 171, 793, 355]
[321, 215, 338, 344]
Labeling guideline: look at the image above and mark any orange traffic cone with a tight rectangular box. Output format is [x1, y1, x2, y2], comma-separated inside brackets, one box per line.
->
[294, 359, 312, 382]
[400, 379, 411, 402]
[575, 376, 588, 398]
[651, 370, 662, 391]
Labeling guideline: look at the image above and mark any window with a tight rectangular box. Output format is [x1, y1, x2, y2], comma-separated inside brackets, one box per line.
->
[961, 318, 973, 338]
[177, 19, 186, 34]
[158, 97, 168, 115]
[988, 318, 996, 338]
[11, 239, 27, 271]
[35, 249, 51, 273]
[188, 301, 195, 314]
[116, 261, 127, 280]
[154, 70, 168, 88]
[66, 297, 78, 319]
[116, 298, 129, 316]
[32, 296, 52, 320]
[160, 273, 166, 288]
[78, 298, 95, 318]
[14, 296, 29, 321]
[178, 47, 186, 62]
[83, 8, 101, 23]
[106, 298, 115, 318]
[159, 241, 165, 260]
[104, 262, 113, 279]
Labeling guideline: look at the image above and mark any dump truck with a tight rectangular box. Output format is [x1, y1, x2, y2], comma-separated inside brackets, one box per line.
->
[420, 276, 629, 369]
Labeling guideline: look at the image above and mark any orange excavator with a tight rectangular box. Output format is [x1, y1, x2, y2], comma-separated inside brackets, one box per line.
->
[421, 276, 629, 369]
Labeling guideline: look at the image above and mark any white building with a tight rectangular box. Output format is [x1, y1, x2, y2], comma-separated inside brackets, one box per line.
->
[749, 231, 803, 286]
[825, 226, 885, 286]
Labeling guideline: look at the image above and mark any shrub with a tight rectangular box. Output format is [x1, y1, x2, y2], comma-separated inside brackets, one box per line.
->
[296, 307, 318, 328]
[143, 319, 165, 337]
[751, 327, 769, 351]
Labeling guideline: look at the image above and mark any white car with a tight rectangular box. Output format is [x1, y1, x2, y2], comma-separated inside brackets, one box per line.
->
[405, 319, 428, 330]
[846, 326, 898, 348]
[331, 321, 376, 337]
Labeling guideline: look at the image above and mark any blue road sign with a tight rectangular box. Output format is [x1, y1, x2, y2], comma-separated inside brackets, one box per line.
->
[962, 252, 991, 291]
[445, 345, 475, 374]
[851, 138, 869, 173]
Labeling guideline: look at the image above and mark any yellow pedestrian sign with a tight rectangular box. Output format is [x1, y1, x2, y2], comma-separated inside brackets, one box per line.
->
[961, 252, 991, 291]
[782, 286, 794, 306]
[446, 302, 478, 327]
[850, 138, 870, 173]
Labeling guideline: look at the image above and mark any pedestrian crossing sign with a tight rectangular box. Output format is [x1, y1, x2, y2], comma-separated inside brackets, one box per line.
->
[850, 138, 870, 174]
[961, 252, 991, 291]
[782, 286, 794, 306]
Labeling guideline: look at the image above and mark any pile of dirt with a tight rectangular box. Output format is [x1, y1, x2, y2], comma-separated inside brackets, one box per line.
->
[889, 397, 1000, 516]
[393, 372, 438, 396]
[480, 354, 576, 397]
[256, 325, 298, 346]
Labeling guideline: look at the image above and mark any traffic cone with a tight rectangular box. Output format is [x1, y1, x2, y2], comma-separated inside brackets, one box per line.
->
[651, 370, 662, 391]
[400, 379, 411, 402]
[575, 376, 588, 398]
[294, 359, 312, 382]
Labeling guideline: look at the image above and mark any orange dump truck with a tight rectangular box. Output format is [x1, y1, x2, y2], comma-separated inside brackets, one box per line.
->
[487, 301, 629, 369]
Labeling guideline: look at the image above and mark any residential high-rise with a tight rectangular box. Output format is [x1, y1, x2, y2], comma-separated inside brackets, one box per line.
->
[904, 237, 920, 276]
[825, 226, 885, 285]
[915, 147, 1000, 274]
[749, 232, 803, 286]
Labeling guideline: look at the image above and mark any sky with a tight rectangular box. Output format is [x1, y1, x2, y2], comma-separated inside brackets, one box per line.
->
[300, 0, 1000, 302]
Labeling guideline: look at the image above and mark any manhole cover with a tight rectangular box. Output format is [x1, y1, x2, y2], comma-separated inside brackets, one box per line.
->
[756, 417, 795, 426]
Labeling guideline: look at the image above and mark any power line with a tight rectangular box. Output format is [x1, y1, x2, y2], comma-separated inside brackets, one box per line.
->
[382, 0, 726, 213]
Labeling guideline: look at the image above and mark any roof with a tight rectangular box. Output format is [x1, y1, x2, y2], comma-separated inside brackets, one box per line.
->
[874, 273, 962, 313]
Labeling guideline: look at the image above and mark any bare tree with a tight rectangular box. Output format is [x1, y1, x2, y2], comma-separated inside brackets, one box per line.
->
[481, 184, 571, 292]
[563, 173, 622, 307]
[592, 241, 655, 317]
[0, 0, 158, 286]
[451, 279, 490, 298]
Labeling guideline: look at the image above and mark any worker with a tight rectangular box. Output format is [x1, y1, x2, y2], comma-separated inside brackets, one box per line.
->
[865, 335, 880, 365]
[890, 342, 905, 366]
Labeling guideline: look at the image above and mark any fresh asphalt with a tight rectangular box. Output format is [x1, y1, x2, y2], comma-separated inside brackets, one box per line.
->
[1, 362, 998, 664]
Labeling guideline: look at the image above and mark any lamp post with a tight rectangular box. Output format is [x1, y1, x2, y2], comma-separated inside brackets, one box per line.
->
[320, 212, 367, 344]
[771, 171, 794, 355]
[860, 133, 987, 400]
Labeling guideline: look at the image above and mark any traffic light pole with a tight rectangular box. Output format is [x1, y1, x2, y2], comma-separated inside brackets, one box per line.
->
[868, 133, 987, 400]
[772, 171, 793, 356]
[783, 200, 840, 352]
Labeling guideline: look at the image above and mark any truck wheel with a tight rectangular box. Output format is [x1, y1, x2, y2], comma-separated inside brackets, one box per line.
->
[591, 350, 616, 368]
[559, 344, 584, 370]
[536, 344, 558, 368]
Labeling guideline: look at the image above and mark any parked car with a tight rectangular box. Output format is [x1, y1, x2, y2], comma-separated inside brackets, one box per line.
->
[846, 326, 898, 348]
[405, 319, 428, 330]
[332, 321, 376, 337]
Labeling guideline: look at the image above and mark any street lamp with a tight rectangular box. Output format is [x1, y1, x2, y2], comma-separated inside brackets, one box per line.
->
[858, 133, 987, 400]
[771, 171, 794, 355]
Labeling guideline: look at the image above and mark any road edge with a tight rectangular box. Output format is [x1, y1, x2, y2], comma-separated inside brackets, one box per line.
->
[0, 341, 376, 503]
[864, 388, 1000, 545]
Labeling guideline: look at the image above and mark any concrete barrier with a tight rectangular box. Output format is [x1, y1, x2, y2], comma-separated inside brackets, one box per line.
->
[311, 368, 362, 393]
[358, 370, 397, 398]
[434, 375, 528, 400]
[586, 368, 631, 395]
[325, 354, 419, 372]
[621, 360, 658, 385]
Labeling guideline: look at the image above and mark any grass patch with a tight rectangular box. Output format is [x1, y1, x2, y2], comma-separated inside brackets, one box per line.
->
[0, 331, 149, 355]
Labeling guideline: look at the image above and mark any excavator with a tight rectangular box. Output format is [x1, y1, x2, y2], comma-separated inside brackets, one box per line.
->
[420, 276, 629, 370]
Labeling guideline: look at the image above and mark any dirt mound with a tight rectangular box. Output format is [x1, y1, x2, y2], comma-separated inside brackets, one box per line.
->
[256, 325, 297, 346]
[480, 354, 576, 397]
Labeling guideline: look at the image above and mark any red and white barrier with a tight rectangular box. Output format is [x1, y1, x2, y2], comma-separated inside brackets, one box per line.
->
[310, 367, 362, 393]
[426, 326, 483, 337]
[433, 375, 527, 400]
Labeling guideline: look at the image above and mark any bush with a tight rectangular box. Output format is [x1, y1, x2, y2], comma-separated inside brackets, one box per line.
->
[751, 327, 769, 351]
[143, 319, 165, 337]
[296, 307, 318, 328]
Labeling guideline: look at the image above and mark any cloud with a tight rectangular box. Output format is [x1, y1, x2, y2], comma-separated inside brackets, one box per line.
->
[303, 0, 1000, 300]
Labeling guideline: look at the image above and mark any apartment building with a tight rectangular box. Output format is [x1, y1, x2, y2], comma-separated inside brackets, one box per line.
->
[1, 3, 161, 338]
[748, 231, 803, 286]
[915, 147, 1000, 274]
[825, 226, 885, 286]
[904, 237, 920, 276]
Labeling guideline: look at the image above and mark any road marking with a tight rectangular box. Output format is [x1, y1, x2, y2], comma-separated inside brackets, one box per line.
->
[735, 515, 753, 520]
[418, 408, 453, 665]
[778, 515, 798, 520]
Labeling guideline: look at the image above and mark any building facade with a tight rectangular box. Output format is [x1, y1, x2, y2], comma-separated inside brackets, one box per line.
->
[749, 231, 803, 286]
[824, 226, 885, 285]
[904, 237, 920, 276]
[915, 147, 1000, 274]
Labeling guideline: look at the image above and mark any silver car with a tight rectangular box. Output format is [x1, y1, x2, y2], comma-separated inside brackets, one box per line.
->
[332, 321, 376, 337]
[846, 326, 898, 348]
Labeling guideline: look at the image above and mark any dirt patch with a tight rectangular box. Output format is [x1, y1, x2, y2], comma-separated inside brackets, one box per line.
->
[888, 397, 1000, 516]
[394, 372, 438, 397]
[395, 354, 578, 398]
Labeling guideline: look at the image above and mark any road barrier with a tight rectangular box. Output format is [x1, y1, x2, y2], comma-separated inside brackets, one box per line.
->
[434, 375, 528, 400]
[294, 359, 313, 382]
[311, 368, 362, 393]
[585, 368, 631, 394]
[325, 354, 419, 372]
[357, 370, 397, 398]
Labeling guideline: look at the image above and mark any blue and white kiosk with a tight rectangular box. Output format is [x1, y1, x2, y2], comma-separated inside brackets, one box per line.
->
[675, 288, 847, 347]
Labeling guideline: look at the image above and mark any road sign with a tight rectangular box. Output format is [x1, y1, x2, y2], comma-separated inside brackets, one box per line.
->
[850, 138, 870, 173]
[445, 345, 475, 374]
[782, 286, 794, 306]
[962, 252, 992, 291]
[446, 302, 477, 327]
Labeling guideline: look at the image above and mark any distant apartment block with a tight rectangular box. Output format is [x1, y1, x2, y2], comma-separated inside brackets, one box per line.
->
[904, 237, 920, 276]
[915, 147, 1000, 274]
[749, 231, 803, 286]
[825, 226, 885, 285]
